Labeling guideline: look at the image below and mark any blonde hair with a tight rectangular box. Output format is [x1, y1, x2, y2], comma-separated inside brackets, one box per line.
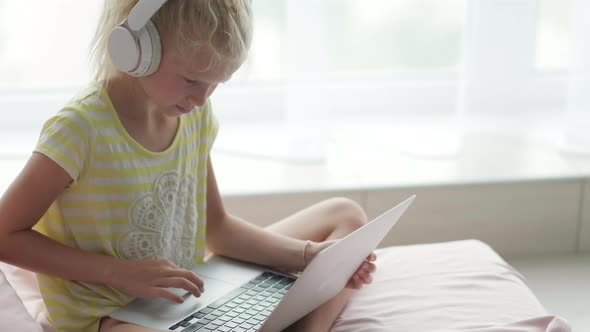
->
[90, 0, 253, 83]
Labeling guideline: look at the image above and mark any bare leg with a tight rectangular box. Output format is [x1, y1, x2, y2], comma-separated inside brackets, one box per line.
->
[265, 197, 368, 332]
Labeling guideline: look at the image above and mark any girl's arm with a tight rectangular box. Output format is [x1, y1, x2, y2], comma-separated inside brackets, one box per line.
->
[0, 153, 110, 282]
[205, 157, 308, 272]
[0, 153, 203, 303]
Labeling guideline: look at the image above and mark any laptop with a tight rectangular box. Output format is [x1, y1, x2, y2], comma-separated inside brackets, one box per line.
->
[110, 195, 415, 332]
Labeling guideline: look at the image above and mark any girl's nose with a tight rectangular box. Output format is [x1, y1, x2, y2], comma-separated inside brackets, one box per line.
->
[188, 84, 218, 107]
[186, 95, 204, 109]
[187, 89, 207, 108]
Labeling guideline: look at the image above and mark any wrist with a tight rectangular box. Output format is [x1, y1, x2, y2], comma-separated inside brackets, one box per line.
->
[100, 256, 120, 286]
[301, 240, 312, 270]
[301, 240, 325, 271]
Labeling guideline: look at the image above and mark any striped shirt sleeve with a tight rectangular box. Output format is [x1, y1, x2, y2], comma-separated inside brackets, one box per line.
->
[204, 100, 219, 153]
[34, 108, 93, 182]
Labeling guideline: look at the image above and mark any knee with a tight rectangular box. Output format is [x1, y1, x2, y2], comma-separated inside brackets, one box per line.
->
[326, 197, 367, 231]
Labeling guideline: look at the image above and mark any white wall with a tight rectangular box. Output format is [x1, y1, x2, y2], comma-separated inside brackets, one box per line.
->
[224, 180, 582, 257]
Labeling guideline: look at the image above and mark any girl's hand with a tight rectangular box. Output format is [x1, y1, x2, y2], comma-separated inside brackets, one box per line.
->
[305, 240, 376, 289]
[106, 258, 205, 303]
[344, 251, 376, 289]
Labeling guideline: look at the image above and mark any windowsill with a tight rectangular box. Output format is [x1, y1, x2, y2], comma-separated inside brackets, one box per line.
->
[2, 120, 590, 197]
[211, 120, 590, 196]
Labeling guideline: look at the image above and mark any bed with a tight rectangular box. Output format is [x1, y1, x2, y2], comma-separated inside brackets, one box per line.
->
[0, 240, 570, 332]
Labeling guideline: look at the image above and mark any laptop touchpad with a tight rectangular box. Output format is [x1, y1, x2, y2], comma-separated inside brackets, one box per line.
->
[115, 277, 235, 322]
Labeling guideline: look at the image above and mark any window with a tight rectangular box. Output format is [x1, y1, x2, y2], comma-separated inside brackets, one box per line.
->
[536, 0, 572, 70]
[237, 0, 464, 81]
[0, 0, 579, 159]
[0, 1, 102, 90]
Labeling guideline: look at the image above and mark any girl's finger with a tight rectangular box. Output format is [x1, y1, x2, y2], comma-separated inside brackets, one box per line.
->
[354, 270, 368, 282]
[176, 270, 205, 292]
[363, 262, 376, 273]
[353, 274, 363, 288]
[157, 277, 202, 297]
[152, 288, 184, 304]
[360, 273, 373, 285]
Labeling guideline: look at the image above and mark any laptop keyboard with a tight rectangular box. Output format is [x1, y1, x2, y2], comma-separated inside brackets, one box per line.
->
[168, 271, 295, 332]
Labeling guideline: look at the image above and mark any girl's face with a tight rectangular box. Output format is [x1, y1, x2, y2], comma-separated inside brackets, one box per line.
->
[137, 38, 240, 117]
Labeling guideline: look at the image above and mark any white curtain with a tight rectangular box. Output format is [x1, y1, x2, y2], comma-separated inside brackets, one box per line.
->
[284, 0, 330, 162]
[216, 0, 467, 162]
[562, 0, 590, 155]
[217, 0, 581, 162]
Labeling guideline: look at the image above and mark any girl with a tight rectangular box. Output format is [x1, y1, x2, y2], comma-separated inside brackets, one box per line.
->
[0, 1, 376, 331]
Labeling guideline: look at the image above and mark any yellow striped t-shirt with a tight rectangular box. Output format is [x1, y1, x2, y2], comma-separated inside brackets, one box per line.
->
[33, 83, 218, 332]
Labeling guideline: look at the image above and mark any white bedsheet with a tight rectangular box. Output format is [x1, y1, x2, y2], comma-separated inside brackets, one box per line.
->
[1, 240, 571, 331]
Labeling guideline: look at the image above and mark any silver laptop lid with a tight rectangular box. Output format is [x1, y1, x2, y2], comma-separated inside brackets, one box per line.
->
[260, 195, 416, 332]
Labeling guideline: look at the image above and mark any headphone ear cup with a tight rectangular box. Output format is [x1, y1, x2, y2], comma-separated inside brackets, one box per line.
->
[144, 20, 162, 76]
[132, 20, 162, 77]
[109, 25, 141, 74]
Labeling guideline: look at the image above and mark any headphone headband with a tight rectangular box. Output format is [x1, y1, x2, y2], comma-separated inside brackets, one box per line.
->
[127, 0, 167, 32]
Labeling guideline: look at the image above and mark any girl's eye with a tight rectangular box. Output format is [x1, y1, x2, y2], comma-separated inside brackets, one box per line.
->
[184, 78, 198, 85]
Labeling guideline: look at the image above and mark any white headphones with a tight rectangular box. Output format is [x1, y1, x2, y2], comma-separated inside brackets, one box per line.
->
[108, 0, 168, 77]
